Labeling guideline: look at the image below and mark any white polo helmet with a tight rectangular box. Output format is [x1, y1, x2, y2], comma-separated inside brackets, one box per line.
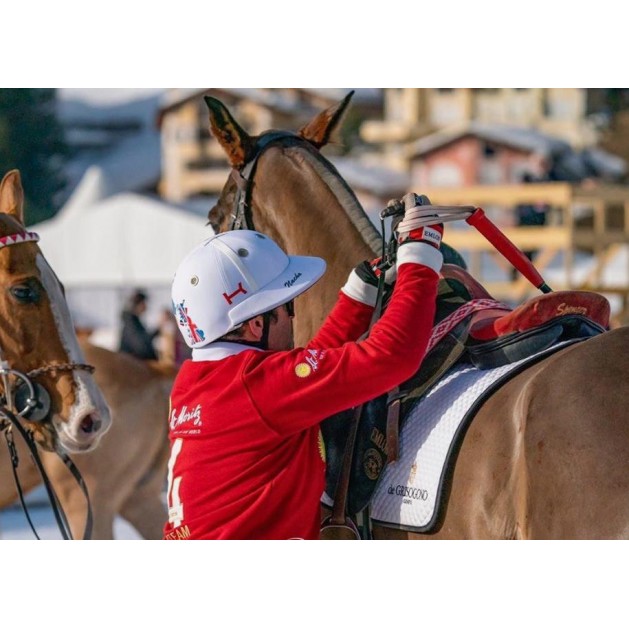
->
[171, 230, 326, 348]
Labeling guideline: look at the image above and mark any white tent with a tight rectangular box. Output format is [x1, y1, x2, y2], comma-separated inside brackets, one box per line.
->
[35, 192, 210, 286]
[31, 181, 213, 348]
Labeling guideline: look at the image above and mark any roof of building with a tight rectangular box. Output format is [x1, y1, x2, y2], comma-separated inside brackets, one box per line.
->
[409, 122, 571, 158]
[409, 122, 626, 181]
[156, 88, 381, 124]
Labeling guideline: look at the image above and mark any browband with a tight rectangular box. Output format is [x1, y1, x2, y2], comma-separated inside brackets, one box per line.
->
[0, 231, 40, 250]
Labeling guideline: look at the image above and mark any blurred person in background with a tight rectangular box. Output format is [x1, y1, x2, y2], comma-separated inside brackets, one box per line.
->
[119, 289, 163, 361]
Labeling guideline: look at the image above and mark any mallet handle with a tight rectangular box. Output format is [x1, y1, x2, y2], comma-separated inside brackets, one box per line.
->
[466, 208, 553, 294]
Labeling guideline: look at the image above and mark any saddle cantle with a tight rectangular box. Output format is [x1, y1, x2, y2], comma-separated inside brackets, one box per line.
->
[469, 290, 610, 341]
[322, 265, 611, 518]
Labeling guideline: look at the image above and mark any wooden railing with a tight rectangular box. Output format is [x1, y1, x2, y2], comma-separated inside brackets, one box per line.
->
[420, 183, 629, 323]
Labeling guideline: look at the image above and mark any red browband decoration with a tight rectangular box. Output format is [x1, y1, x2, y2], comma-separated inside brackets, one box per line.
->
[0, 231, 40, 249]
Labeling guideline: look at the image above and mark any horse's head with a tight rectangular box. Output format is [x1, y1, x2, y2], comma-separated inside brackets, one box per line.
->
[0, 170, 111, 453]
[206, 91, 468, 275]
[204, 92, 383, 345]
[207, 91, 356, 236]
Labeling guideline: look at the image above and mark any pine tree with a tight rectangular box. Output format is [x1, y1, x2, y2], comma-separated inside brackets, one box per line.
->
[0, 89, 69, 225]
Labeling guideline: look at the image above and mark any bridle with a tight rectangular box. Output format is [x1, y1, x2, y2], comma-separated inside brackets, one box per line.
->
[0, 229, 94, 540]
[225, 131, 314, 351]
[228, 131, 305, 232]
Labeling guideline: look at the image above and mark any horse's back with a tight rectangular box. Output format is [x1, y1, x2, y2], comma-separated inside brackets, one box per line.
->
[521, 327, 629, 538]
[375, 328, 629, 540]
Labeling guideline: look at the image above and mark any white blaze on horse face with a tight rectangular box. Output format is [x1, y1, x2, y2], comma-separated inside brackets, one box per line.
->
[36, 254, 112, 451]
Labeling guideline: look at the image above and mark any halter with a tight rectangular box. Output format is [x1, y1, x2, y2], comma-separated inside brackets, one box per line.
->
[229, 131, 304, 232]
[0, 230, 94, 540]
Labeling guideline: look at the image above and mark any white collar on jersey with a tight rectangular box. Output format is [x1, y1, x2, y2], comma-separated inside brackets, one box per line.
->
[192, 342, 264, 362]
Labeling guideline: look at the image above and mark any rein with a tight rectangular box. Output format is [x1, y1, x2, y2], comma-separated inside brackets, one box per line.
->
[0, 230, 95, 539]
[1, 407, 92, 540]
[0, 357, 95, 542]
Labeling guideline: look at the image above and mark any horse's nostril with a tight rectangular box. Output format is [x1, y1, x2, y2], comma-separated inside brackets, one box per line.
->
[80, 415, 101, 434]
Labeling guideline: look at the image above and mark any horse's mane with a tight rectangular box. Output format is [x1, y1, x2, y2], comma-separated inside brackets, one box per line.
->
[295, 144, 382, 255]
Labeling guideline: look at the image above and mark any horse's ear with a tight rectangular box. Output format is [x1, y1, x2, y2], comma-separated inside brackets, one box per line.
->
[205, 96, 255, 170]
[298, 91, 354, 149]
[0, 170, 25, 224]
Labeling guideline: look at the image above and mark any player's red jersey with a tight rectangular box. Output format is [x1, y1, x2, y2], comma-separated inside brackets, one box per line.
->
[163, 262, 438, 540]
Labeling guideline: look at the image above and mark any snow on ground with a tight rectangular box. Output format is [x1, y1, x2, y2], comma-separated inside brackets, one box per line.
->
[0, 485, 145, 539]
[0, 504, 142, 540]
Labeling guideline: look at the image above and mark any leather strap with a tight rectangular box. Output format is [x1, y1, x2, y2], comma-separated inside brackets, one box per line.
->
[1, 411, 93, 540]
[385, 387, 402, 463]
[328, 404, 362, 527]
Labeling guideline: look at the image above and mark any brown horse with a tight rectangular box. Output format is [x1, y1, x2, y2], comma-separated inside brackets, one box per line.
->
[0, 169, 171, 539]
[206, 93, 629, 539]
[0, 343, 172, 539]
[0, 170, 111, 454]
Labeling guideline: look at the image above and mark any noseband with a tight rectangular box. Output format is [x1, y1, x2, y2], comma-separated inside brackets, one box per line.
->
[229, 131, 304, 232]
[0, 230, 94, 540]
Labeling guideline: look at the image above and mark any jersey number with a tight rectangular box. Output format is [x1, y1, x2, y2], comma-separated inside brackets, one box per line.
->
[167, 438, 184, 527]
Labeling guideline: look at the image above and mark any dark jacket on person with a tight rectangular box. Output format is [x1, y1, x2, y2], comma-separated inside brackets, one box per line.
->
[119, 310, 159, 360]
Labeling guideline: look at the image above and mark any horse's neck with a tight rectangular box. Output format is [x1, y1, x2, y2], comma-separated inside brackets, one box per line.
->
[253, 149, 376, 344]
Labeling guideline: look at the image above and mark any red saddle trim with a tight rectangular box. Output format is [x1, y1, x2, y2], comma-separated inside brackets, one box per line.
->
[469, 291, 611, 341]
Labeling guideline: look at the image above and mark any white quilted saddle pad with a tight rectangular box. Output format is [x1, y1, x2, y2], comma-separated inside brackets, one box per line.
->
[369, 340, 577, 532]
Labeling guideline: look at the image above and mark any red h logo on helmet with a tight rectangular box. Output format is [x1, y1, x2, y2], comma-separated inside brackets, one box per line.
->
[223, 282, 248, 305]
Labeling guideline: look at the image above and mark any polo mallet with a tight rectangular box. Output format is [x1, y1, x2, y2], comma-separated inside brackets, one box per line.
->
[381, 202, 553, 295]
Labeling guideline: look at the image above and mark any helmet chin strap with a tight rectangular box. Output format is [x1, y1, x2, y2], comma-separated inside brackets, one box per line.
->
[258, 311, 274, 350]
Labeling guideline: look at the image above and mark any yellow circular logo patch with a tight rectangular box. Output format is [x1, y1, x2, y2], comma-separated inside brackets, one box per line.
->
[295, 363, 312, 378]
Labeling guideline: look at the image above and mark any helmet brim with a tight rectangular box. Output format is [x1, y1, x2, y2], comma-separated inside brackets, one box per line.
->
[228, 254, 326, 328]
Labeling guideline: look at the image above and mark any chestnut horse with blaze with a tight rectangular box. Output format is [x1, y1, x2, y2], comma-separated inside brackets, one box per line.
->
[0, 170, 172, 539]
[206, 93, 629, 539]
[0, 170, 111, 453]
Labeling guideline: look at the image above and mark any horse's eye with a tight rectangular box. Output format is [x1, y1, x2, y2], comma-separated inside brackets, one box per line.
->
[10, 283, 40, 304]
